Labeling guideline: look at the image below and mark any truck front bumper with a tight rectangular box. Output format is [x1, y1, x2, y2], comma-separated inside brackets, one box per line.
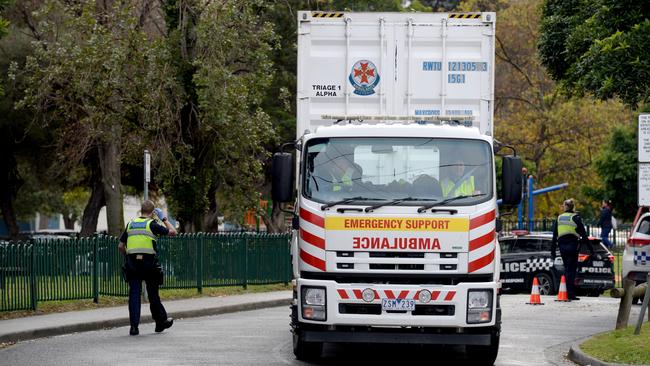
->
[300, 327, 494, 345]
[296, 278, 499, 328]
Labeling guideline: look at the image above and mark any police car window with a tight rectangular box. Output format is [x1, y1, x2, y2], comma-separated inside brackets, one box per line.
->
[499, 239, 513, 254]
[538, 239, 552, 251]
[638, 218, 650, 235]
[512, 239, 539, 253]
[579, 240, 607, 255]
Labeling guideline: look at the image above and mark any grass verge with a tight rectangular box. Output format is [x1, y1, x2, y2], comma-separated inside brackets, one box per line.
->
[0, 283, 289, 321]
[580, 322, 650, 365]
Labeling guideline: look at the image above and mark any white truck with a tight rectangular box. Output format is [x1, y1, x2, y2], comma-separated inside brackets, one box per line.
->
[272, 11, 522, 365]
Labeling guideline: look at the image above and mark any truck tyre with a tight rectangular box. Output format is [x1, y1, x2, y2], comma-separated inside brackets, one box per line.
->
[465, 332, 499, 366]
[293, 332, 323, 360]
[535, 272, 555, 295]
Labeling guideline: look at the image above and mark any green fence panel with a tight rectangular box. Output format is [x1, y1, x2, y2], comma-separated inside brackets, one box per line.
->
[97, 235, 128, 297]
[158, 233, 200, 289]
[32, 238, 95, 302]
[0, 242, 33, 311]
[246, 234, 291, 285]
[202, 233, 247, 288]
[1, 232, 292, 312]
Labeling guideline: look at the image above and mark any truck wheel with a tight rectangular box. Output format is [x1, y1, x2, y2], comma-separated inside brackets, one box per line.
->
[535, 272, 555, 295]
[465, 332, 499, 366]
[293, 332, 323, 360]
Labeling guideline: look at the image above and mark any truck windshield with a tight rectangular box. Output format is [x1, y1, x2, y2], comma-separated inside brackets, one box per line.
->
[303, 137, 493, 205]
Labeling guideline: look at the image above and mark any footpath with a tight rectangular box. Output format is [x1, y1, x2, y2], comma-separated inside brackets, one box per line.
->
[0, 290, 292, 344]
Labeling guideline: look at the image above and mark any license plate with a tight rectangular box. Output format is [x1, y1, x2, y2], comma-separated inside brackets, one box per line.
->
[592, 261, 604, 267]
[381, 299, 416, 311]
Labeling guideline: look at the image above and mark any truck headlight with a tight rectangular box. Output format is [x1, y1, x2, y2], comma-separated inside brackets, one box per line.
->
[301, 286, 326, 321]
[467, 290, 493, 324]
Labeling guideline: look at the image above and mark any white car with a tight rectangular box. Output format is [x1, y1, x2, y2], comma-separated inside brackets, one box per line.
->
[624, 212, 650, 283]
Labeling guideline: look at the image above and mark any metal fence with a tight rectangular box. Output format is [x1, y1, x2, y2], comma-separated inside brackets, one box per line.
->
[0, 233, 291, 312]
[500, 219, 632, 251]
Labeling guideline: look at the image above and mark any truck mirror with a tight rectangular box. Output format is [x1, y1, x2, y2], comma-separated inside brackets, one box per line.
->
[495, 218, 503, 233]
[501, 156, 522, 205]
[272, 152, 294, 203]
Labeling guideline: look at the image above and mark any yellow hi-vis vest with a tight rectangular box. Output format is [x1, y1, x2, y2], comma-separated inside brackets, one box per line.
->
[126, 218, 156, 254]
[442, 176, 475, 198]
[557, 212, 579, 238]
[332, 171, 353, 192]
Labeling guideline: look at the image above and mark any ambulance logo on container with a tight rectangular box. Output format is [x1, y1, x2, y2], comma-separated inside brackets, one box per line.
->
[349, 60, 380, 96]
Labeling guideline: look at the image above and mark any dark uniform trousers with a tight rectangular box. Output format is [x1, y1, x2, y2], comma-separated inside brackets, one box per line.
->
[125, 254, 167, 327]
[558, 240, 579, 298]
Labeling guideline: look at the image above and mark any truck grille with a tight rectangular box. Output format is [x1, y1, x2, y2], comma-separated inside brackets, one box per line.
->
[331, 251, 462, 273]
[338, 303, 454, 316]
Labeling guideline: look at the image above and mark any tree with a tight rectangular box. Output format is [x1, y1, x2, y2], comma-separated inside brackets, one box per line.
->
[0, 0, 9, 97]
[158, 0, 278, 232]
[590, 124, 637, 221]
[0, 4, 37, 239]
[538, 0, 650, 108]
[461, 0, 633, 218]
[14, 1, 182, 236]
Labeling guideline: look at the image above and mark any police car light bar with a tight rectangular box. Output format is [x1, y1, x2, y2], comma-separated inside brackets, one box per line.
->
[321, 114, 475, 123]
[628, 238, 650, 247]
[510, 230, 529, 236]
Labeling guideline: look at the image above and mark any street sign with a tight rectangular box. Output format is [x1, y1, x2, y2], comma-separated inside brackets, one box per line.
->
[639, 163, 650, 206]
[638, 114, 650, 162]
[144, 150, 151, 183]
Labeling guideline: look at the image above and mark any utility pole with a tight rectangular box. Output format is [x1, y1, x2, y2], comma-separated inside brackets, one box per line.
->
[143, 149, 151, 302]
[144, 150, 150, 201]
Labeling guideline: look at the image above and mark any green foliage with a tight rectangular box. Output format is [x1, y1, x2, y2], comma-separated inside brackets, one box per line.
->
[591, 124, 637, 221]
[538, 0, 650, 107]
[193, 1, 276, 221]
[0, 0, 10, 97]
[161, 1, 278, 227]
[15, 1, 181, 164]
[12, 0, 183, 234]
[490, 0, 632, 218]
[580, 323, 650, 365]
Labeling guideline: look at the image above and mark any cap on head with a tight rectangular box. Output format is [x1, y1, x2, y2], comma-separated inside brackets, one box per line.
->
[141, 200, 155, 215]
[563, 198, 575, 211]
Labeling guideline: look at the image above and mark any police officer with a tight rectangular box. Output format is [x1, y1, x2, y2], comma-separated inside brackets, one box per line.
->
[551, 198, 588, 301]
[118, 200, 177, 335]
[441, 158, 476, 198]
[329, 156, 362, 193]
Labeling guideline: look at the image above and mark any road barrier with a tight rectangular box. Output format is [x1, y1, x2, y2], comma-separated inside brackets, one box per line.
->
[0, 233, 291, 312]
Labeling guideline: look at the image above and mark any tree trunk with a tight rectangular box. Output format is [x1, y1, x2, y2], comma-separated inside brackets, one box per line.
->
[203, 184, 219, 232]
[0, 196, 19, 239]
[0, 136, 22, 239]
[98, 125, 124, 237]
[81, 160, 106, 236]
[261, 201, 286, 233]
[62, 214, 76, 230]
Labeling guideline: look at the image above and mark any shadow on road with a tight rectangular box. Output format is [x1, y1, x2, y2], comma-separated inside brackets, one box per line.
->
[302, 343, 472, 365]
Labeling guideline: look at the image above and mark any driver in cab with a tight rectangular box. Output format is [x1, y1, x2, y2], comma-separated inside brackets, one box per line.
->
[441, 157, 479, 198]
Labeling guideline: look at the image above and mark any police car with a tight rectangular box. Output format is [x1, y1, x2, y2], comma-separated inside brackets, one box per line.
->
[624, 212, 650, 284]
[499, 231, 615, 296]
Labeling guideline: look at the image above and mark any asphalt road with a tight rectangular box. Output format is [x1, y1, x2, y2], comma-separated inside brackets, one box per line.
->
[0, 295, 633, 366]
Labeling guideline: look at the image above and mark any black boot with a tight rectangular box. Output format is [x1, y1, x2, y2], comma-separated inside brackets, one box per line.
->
[155, 317, 173, 333]
[129, 326, 139, 336]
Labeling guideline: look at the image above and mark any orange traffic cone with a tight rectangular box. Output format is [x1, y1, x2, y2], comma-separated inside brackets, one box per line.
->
[555, 275, 569, 302]
[526, 277, 545, 305]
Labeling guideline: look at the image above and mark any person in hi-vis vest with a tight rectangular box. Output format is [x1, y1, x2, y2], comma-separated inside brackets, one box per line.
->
[326, 155, 362, 193]
[551, 198, 589, 301]
[118, 200, 177, 336]
[441, 158, 476, 198]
